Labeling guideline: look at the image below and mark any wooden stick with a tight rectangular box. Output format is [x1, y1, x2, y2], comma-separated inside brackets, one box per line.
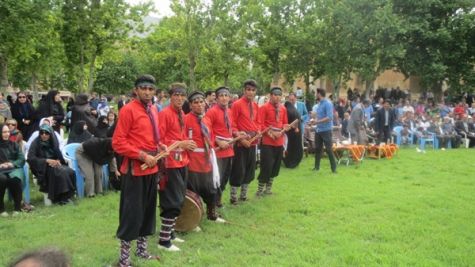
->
[140, 141, 182, 170]
[215, 135, 243, 151]
[248, 127, 271, 143]
[279, 119, 299, 134]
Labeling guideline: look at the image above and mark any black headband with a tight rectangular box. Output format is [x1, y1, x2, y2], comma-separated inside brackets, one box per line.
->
[188, 91, 205, 102]
[270, 87, 282, 95]
[215, 87, 230, 95]
[136, 82, 156, 89]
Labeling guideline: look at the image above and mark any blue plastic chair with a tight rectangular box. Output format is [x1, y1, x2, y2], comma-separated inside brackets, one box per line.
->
[419, 132, 438, 150]
[63, 143, 84, 198]
[393, 126, 414, 146]
[102, 164, 109, 192]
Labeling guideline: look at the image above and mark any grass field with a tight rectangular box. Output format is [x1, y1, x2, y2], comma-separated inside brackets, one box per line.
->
[1, 148, 474, 266]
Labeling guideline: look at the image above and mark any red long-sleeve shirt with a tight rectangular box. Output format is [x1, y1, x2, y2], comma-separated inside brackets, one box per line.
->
[231, 96, 259, 145]
[158, 106, 189, 168]
[184, 112, 212, 173]
[258, 102, 288, 146]
[205, 104, 237, 158]
[112, 99, 160, 176]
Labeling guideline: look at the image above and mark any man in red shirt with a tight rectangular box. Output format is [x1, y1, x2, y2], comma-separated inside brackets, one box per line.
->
[112, 74, 161, 266]
[256, 87, 290, 197]
[185, 91, 225, 223]
[157, 83, 196, 251]
[229, 80, 260, 204]
[205, 86, 242, 207]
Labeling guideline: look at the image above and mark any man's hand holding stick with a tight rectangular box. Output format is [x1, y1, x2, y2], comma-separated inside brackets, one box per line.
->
[140, 141, 182, 170]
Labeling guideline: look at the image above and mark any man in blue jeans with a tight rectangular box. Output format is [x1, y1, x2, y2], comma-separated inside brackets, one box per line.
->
[312, 88, 337, 173]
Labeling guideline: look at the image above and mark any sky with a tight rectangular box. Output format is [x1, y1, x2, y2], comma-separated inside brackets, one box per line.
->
[126, 0, 173, 17]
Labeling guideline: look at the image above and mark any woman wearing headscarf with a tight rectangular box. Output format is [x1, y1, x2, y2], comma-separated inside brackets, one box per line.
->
[35, 90, 65, 133]
[70, 94, 97, 136]
[283, 101, 303, 168]
[0, 94, 12, 123]
[6, 119, 24, 152]
[27, 124, 75, 205]
[95, 115, 109, 138]
[11, 92, 36, 140]
[0, 123, 26, 216]
[67, 121, 93, 144]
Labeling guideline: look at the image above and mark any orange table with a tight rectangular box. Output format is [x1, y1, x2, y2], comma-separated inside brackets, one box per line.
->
[366, 144, 399, 159]
[333, 144, 366, 165]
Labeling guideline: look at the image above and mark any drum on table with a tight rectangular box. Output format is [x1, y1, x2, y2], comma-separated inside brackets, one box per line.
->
[175, 190, 204, 232]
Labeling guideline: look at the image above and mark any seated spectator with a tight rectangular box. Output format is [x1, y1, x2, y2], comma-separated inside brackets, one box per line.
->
[400, 125, 411, 145]
[455, 115, 475, 147]
[67, 121, 93, 144]
[26, 117, 65, 155]
[76, 137, 118, 197]
[0, 123, 26, 217]
[435, 117, 461, 149]
[6, 119, 24, 151]
[469, 103, 475, 116]
[27, 124, 76, 205]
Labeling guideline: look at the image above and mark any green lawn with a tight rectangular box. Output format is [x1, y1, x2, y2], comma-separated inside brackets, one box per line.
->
[1, 148, 474, 266]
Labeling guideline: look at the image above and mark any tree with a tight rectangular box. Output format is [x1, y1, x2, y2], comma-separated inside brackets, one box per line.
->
[61, 0, 151, 92]
[393, 0, 475, 95]
[323, 0, 404, 98]
[249, 0, 297, 85]
[0, 0, 58, 91]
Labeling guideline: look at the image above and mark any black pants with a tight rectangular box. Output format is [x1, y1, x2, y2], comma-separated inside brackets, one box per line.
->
[314, 130, 337, 172]
[116, 171, 158, 241]
[257, 145, 283, 184]
[0, 174, 22, 212]
[230, 146, 256, 187]
[159, 167, 187, 219]
[217, 157, 232, 195]
[378, 126, 392, 144]
[187, 171, 216, 206]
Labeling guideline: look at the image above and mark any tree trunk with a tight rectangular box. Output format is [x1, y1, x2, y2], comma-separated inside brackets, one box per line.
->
[272, 72, 280, 86]
[189, 50, 196, 91]
[332, 75, 341, 100]
[224, 69, 229, 87]
[78, 39, 85, 93]
[304, 70, 310, 96]
[0, 55, 8, 91]
[30, 72, 37, 92]
[87, 49, 97, 93]
[365, 79, 374, 100]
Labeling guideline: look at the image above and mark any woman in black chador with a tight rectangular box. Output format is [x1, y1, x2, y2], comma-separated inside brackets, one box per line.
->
[27, 124, 76, 204]
[283, 101, 303, 168]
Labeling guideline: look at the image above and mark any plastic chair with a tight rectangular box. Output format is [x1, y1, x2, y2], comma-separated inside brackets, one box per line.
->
[419, 132, 438, 150]
[393, 126, 414, 146]
[62, 143, 84, 198]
